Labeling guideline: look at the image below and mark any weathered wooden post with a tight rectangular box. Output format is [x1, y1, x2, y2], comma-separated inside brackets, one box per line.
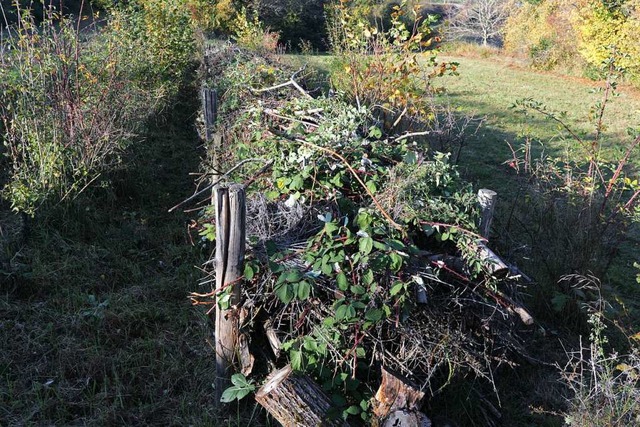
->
[202, 87, 223, 192]
[477, 189, 498, 240]
[202, 87, 217, 142]
[214, 184, 246, 401]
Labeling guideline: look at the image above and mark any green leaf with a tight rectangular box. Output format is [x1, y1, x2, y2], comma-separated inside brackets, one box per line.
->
[290, 174, 304, 190]
[345, 405, 360, 415]
[337, 272, 349, 291]
[321, 262, 333, 276]
[365, 308, 383, 322]
[275, 284, 294, 304]
[284, 270, 303, 283]
[389, 252, 403, 272]
[220, 387, 238, 403]
[359, 237, 373, 255]
[362, 269, 374, 286]
[355, 211, 372, 230]
[390, 282, 405, 296]
[244, 264, 255, 280]
[297, 280, 311, 300]
[351, 285, 366, 295]
[365, 180, 377, 194]
[346, 304, 356, 319]
[403, 150, 417, 164]
[335, 304, 348, 321]
[290, 350, 303, 370]
[368, 126, 382, 139]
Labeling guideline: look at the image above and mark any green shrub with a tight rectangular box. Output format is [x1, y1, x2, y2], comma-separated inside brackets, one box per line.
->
[0, 1, 196, 214]
[327, 0, 455, 125]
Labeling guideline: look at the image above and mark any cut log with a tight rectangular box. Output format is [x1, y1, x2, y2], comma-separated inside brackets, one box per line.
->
[256, 365, 350, 427]
[476, 241, 509, 278]
[477, 189, 497, 239]
[373, 367, 424, 419]
[381, 410, 432, 427]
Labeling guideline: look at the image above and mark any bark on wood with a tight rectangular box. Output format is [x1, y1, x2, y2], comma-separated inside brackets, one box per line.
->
[477, 189, 497, 239]
[476, 241, 509, 278]
[256, 365, 350, 427]
[264, 319, 282, 358]
[373, 367, 425, 419]
[202, 87, 217, 142]
[380, 410, 432, 427]
[215, 185, 247, 401]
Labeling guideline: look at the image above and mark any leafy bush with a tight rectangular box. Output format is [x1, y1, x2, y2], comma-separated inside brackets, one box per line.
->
[232, 7, 280, 54]
[575, 0, 640, 84]
[327, 0, 455, 121]
[0, 1, 196, 214]
[503, 0, 581, 71]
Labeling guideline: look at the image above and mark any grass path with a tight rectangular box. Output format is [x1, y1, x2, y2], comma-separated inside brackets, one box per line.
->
[0, 83, 226, 425]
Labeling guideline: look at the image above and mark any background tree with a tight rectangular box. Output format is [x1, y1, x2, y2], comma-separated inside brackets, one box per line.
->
[446, 0, 511, 46]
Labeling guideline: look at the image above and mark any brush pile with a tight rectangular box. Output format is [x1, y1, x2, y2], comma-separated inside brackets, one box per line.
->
[191, 43, 533, 424]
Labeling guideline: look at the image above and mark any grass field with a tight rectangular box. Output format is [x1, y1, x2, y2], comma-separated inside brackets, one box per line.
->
[435, 54, 640, 182]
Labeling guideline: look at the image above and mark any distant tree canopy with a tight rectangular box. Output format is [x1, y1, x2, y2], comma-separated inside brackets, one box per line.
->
[504, 0, 640, 83]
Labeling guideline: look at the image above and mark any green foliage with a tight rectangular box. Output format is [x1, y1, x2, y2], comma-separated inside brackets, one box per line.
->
[220, 373, 256, 402]
[504, 0, 640, 83]
[0, 0, 196, 214]
[233, 7, 280, 53]
[503, 0, 581, 71]
[327, 0, 455, 118]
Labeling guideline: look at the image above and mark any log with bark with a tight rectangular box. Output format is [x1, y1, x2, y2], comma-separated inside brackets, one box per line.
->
[372, 367, 431, 427]
[255, 365, 350, 427]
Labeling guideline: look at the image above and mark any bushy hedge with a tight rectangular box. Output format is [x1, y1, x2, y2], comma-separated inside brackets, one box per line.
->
[0, 0, 196, 214]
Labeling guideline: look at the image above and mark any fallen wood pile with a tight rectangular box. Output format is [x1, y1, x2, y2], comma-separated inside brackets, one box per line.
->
[186, 44, 536, 426]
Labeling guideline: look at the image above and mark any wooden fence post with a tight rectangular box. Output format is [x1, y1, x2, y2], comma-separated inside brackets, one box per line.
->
[478, 189, 497, 239]
[214, 184, 246, 402]
[202, 87, 223, 195]
[202, 87, 217, 142]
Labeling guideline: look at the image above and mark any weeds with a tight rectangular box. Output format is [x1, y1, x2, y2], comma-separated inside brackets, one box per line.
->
[501, 55, 640, 328]
[561, 313, 640, 426]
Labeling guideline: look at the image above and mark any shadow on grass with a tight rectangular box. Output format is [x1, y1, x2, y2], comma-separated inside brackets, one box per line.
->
[0, 78, 262, 425]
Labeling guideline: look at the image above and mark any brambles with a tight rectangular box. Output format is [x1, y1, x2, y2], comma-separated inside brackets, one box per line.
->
[194, 43, 530, 424]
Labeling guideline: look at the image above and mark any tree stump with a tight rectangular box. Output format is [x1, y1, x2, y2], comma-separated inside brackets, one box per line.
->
[371, 367, 433, 427]
[256, 365, 350, 427]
